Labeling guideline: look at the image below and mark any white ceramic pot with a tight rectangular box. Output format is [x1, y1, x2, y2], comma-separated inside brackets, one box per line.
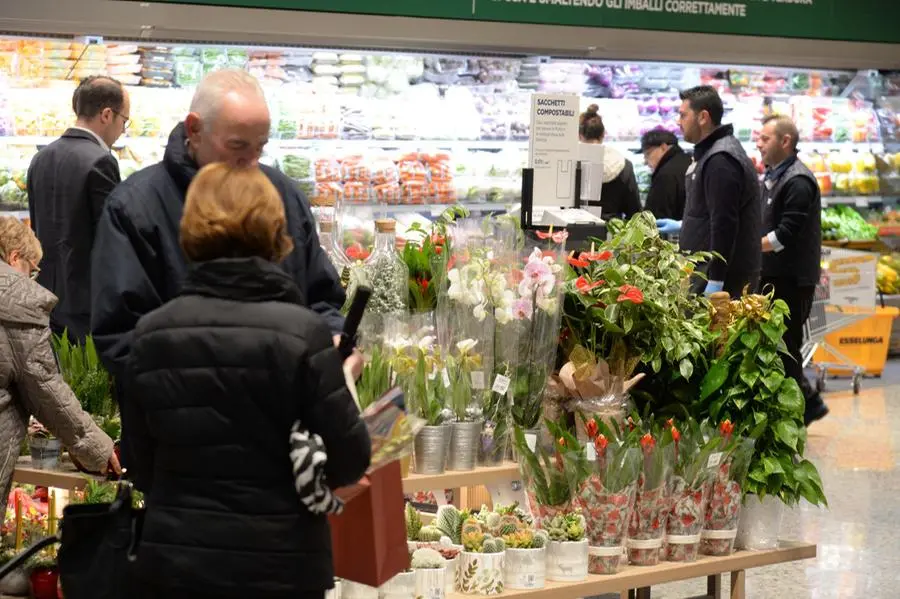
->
[380, 571, 416, 599]
[546, 540, 589, 582]
[0, 567, 30, 595]
[456, 552, 505, 595]
[504, 547, 546, 590]
[342, 580, 379, 599]
[736, 494, 784, 551]
[444, 555, 459, 594]
[326, 579, 343, 599]
[414, 568, 446, 599]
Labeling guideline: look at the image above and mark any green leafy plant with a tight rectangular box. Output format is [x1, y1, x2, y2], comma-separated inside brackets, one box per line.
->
[52, 333, 116, 421]
[405, 351, 446, 426]
[435, 505, 471, 546]
[405, 503, 422, 541]
[71, 480, 144, 509]
[356, 345, 394, 411]
[584, 416, 643, 494]
[402, 205, 469, 313]
[697, 291, 826, 507]
[513, 418, 590, 508]
[543, 512, 586, 543]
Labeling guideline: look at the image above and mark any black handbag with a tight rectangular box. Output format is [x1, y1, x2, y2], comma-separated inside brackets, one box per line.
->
[57, 480, 144, 599]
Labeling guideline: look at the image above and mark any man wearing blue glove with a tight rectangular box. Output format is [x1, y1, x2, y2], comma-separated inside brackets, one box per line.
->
[668, 86, 761, 297]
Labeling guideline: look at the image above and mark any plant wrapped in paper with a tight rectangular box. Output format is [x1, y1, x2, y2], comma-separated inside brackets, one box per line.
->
[627, 427, 675, 567]
[402, 206, 469, 313]
[573, 417, 642, 575]
[662, 419, 719, 562]
[697, 289, 827, 508]
[563, 213, 717, 417]
[701, 420, 755, 556]
[513, 420, 590, 523]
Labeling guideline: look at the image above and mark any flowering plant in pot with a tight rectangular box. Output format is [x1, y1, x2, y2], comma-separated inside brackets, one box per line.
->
[575, 417, 642, 575]
[401, 206, 468, 314]
[697, 291, 827, 549]
[456, 517, 506, 596]
[411, 548, 448, 599]
[27, 546, 59, 599]
[562, 213, 717, 419]
[398, 345, 449, 475]
[27, 422, 61, 471]
[543, 512, 589, 582]
[627, 426, 675, 566]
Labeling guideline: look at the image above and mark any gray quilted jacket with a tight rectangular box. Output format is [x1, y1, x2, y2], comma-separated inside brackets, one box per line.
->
[0, 260, 113, 503]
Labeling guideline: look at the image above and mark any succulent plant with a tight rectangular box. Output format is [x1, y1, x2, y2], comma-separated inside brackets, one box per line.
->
[417, 525, 443, 543]
[543, 512, 587, 543]
[482, 535, 506, 554]
[502, 529, 533, 549]
[411, 548, 446, 569]
[406, 504, 423, 541]
[461, 517, 485, 552]
[533, 529, 549, 549]
[496, 514, 521, 537]
[436, 505, 468, 545]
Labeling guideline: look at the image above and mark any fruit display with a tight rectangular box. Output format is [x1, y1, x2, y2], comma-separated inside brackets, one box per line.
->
[0, 166, 27, 210]
[877, 255, 900, 294]
[801, 150, 881, 196]
[821, 205, 879, 241]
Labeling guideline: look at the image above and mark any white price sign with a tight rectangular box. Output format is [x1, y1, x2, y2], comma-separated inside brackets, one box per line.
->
[492, 374, 511, 395]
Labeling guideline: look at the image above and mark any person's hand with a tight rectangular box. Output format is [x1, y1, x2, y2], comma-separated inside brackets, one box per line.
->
[334, 334, 364, 380]
[101, 451, 122, 477]
[656, 219, 682, 234]
[704, 281, 725, 296]
[761, 235, 774, 253]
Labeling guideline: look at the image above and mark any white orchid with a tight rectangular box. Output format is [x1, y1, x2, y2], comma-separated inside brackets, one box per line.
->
[417, 335, 437, 350]
[536, 294, 559, 315]
[473, 303, 488, 322]
[495, 305, 514, 325]
[457, 339, 479, 354]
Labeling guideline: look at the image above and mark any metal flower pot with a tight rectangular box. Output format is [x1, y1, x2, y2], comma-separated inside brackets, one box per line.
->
[478, 422, 508, 466]
[448, 421, 481, 471]
[414, 425, 448, 475]
[29, 437, 61, 470]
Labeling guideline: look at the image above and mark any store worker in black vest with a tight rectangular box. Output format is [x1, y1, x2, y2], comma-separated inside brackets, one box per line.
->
[637, 128, 692, 221]
[27, 76, 129, 342]
[658, 85, 761, 297]
[757, 114, 828, 426]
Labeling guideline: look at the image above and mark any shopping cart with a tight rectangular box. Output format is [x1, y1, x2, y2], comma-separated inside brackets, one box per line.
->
[802, 249, 880, 395]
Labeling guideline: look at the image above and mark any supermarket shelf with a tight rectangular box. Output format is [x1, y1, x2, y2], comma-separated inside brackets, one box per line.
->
[0, 210, 29, 219]
[402, 462, 519, 494]
[822, 195, 899, 207]
[14, 456, 519, 495]
[444, 541, 816, 599]
[341, 202, 511, 216]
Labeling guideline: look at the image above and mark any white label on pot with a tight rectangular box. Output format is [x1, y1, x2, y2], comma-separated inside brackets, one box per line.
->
[471, 371, 486, 390]
[525, 432, 537, 452]
[492, 374, 511, 395]
[707, 452, 724, 468]
[442, 368, 451, 388]
[429, 589, 443, 599]
[586, 443, 596, 462]
[524, 573, 537, 587]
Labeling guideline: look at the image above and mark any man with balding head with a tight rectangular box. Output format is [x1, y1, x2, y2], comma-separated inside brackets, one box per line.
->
[91, 70, 348, 471]
[756, 113, 828, 426]
[28, 75, 130, 342]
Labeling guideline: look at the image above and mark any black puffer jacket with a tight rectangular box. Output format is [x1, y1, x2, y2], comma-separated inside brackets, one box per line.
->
[124, 257, 370, 599]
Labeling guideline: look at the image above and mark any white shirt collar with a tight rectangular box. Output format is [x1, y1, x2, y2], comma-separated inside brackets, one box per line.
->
[71, 126, 110, 153]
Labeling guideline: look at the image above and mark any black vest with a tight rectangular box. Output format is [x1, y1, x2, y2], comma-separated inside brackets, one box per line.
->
[681, 128, 761, 296]
[761, 158, 822, 286]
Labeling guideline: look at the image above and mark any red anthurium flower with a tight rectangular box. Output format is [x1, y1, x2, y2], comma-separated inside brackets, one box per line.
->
[447, 255, 457, 270]
[434, 245, 443, 255]
[640, 433, 656, 452]
[594, 434, 608, 454]
[720, 419, 735, 437]
[567, 253, 590, 268]
[557, 437, 566, 449]
[431, 234, 446, 246]
[671, 426, 681, 444]
[585, 419, 599, 439]
[666, 418, 675, 428]
[582, 250, 613, 262]
[617, 284, 644, 304]
[575, 276, 603, 295]
[536, 227, 569, 244]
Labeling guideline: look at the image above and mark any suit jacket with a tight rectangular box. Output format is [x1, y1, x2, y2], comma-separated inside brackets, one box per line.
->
[28, 128, 120, 342]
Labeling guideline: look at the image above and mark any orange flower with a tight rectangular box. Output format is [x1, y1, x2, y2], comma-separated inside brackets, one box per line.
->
[567, 253, 590, 269]
[582, 250, 613, 262]
[434, 245, 443, 255]
[671, 426, 681, 444]
[558, 437, 566, 448]
[594, 434, 609, 454]
[575, 276, 603, 295]
[617, 284, 644, 304]
[720, 419, 735, 437]
[585, 419, 599, 439]
[536, 228, 569, 244]
[640, 433, 656, 452]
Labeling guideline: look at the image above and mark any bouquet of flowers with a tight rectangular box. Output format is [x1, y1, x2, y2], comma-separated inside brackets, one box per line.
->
[627, 428, 675, 567]
[662, 419, 718, 562]
[701, 420, 755, 556]
[573, 418, 642, 575]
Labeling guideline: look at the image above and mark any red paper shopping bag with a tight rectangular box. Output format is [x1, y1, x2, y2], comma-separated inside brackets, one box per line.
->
[328, 459, 409, 587]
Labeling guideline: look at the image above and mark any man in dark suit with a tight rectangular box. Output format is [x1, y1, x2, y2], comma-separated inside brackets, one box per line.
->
[757, 114, 828, 426]
[638, 128, 692, 221]
[28, 75, 130, 342]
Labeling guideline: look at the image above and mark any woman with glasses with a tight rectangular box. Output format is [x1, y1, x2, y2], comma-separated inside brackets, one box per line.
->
[0, 216, 120, 506]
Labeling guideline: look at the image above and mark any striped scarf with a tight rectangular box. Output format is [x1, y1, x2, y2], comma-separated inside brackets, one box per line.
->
[289, 421, 344, 515]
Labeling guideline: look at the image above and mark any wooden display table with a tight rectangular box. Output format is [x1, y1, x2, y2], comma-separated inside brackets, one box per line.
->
[12, 456, 98, 491]
[446, 541, 816, 599]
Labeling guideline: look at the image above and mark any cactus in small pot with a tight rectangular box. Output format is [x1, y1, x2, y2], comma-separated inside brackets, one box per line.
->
[503, 525, 549, 590]
[436, 505, 469, 547]
[542, 512, 589, 583]
[406, 504, 423, 541]
[417, 525, 444, 543]
[456, 516, 506, 595]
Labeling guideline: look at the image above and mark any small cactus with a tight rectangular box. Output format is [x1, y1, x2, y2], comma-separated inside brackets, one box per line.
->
[417, 525, 443, 543]
[497, 514, 521, 536]
[411, 548, 445, 569]
[482, 535, 506, 554]
[533, 529, 549, 549]
[461, 519, 485, 553]
[436, 505, 463, 545]
[405, 504, 423, 542]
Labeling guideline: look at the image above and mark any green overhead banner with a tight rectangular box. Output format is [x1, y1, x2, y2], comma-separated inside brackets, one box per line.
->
[139, 0, 900, 44]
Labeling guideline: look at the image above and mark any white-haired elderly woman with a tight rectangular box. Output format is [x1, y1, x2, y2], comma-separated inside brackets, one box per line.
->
[0, 216, 119, 505]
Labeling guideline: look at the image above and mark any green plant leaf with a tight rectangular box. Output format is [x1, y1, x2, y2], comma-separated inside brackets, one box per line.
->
[762, 371, 785, 394]
[700, 360, 729, 400]
[777, 379, 804, 414]
[761, 321, 783, 345]
[739, 369, 760, 388]
[757, 347, 777, 366]
[679, 359, 694, 380]
[762, 456, 784, 475]
[740, 330, 761, 348]
[733, 398, 748, 411]
[773, 419, 800, 452]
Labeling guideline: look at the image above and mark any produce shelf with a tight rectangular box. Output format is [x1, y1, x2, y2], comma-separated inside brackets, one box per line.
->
[444, 541, 816, 599]
[401, 462, 519, 494]
[822, 195, 898, 207]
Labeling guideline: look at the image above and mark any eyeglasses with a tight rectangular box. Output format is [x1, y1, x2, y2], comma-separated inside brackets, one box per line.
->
[112, 110, 131, 130]
[27, 260, 40, 280]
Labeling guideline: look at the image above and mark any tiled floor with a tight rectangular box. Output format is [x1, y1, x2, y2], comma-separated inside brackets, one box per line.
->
[639, 385, 899, 598]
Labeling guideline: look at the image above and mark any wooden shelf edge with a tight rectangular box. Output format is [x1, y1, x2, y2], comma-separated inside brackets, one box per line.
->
[445, 542, 816, 599]
[402, 462, 520, 494]
[13, 457, 99, 491]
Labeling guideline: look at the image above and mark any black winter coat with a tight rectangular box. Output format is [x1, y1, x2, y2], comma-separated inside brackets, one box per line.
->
[125, 257, 370, 599]
[28, 128, 121, 341]
[644, 146, 692, 221]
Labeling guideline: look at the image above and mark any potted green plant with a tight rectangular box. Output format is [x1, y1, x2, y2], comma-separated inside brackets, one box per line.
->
[405, 350, 448, 474]
[456, 517, 506, 596]
[27, 422, 61, 470]
[698, 291, 827, 550]
[496, 512, 549, 591]
[27, 546, 58, 599]
[542, 512, 589, 582]
[445, 341, 483, 472]
[411, 548, 448, 599]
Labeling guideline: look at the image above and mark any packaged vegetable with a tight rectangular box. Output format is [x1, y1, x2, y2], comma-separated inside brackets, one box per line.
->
[342, 161, 372, 183]
[374, 182, 402, 204]
[315, 182, 343, 202]
[402, 181, 429, 205]
[315, 159, 342, 183]
[342, 182, 372, 205]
